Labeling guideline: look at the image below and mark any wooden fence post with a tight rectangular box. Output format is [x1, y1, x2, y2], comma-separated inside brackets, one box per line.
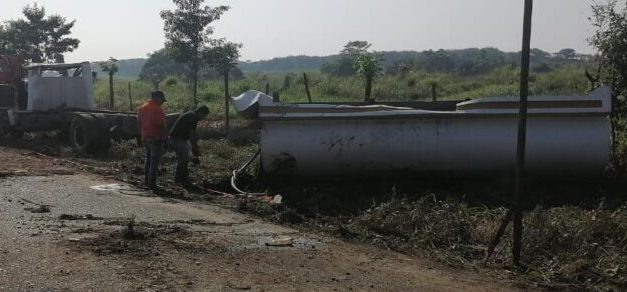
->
[303, 73, 312, 103]
[128, 82, 133, 111]
[224, 72, 230, 133]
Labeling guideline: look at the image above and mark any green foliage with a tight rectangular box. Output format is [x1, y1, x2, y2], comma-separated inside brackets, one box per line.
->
[355, 52, 384, 79]
[240, 55, 332, 72]
[0, 4, 79, 63]
[341, 40, 371, 56]
[355, 51, 383, 102]
[160, 0, 229, 67]
[165, 77, 179, 87]
[160, 0, 230, 104]
[139, 48, 188, 89]
[590, 0, 627, 99]
[316, 46, 591, 79]
[321, 41, 373, 76]
[589, 0, 627, 168]
[99, 57, 119, 76]
[91, 62, 592, 126]
[556, 48, 577, 60]
[203, 39, 242, 74]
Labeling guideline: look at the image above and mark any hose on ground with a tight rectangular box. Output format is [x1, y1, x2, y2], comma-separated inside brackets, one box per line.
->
[231, 148, 266, 196]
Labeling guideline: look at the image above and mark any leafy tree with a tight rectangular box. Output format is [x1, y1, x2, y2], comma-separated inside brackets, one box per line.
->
[100, 58, 119, 110]
[321, 41, 372, 76]
[0, 4, 79, 63]
[139, 48, 188, 89]
[590, 1, 627, 98]
[204, 39, 242, 131]
[556, 48, 577, 60]
[341, 41, 371, 56]
[530, 48, 552, 59]
[590, 0, 627, 167]
[354, 52, 383, 103]
[161, 0, 229, 105]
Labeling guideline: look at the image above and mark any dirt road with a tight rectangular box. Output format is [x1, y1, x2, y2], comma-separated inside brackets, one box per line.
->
[0, 146, 516, 291]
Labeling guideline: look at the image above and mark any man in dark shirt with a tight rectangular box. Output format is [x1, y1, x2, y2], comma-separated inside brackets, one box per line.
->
[169, 105, 210, 183]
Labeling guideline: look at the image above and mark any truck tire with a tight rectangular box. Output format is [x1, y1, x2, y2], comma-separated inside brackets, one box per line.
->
[69, 115, 111, 155]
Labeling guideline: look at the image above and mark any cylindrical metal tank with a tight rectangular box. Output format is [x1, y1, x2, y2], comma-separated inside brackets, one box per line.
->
[230, 88, 612, 177]
[260, 114, 611, 176]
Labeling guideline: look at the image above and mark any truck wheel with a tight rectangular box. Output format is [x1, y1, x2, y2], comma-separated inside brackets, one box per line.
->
[70, 115, 111, 155]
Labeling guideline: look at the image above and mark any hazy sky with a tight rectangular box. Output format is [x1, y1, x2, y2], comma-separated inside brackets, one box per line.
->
[0, 0, 599, 62]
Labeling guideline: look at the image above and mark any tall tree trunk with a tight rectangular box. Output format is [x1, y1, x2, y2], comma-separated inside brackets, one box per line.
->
[224, 71, 230, 133]
[109, 73, 114, 110]
[364, 75, 373, 103]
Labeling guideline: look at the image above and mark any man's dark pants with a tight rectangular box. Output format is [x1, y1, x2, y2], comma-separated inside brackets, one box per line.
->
[171, 139, 190, 183]
[143, 138, 164, 188]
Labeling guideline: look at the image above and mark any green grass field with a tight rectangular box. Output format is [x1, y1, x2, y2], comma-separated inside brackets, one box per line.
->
[94, 64, 592, 117]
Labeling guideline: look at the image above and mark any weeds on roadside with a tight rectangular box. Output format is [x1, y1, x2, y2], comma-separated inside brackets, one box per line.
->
[343, 195, 627, 290]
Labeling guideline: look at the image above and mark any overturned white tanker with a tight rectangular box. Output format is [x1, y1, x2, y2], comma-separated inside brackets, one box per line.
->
[232, 88, 612, 177]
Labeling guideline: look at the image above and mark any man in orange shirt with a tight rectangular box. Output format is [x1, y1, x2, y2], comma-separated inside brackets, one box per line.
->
[137, 91, 167, 190]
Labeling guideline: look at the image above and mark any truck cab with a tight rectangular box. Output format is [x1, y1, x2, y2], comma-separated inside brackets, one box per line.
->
[25, 62, 95, 111]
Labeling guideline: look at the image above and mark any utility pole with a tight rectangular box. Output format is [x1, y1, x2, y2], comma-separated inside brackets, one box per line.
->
[512, 0, 533, 266]
[485, 0, 533, 266]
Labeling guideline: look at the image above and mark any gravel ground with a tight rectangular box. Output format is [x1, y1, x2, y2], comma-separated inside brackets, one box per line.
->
[0, 146, 518, 291]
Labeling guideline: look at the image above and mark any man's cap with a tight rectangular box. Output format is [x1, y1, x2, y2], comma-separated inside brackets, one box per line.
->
[151, 90, 167, 102]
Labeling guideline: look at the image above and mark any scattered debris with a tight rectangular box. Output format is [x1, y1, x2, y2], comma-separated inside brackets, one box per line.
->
[122, 215, 143, 240]
[19, 197, 51, 207]
[0, 170, 28, 177]
[71, 227, 95, 234]
[266, 237, 294, 247]
[164, 219, 253, 226]
[59, 214, 103, 220]
[24, 205, 50, 213]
